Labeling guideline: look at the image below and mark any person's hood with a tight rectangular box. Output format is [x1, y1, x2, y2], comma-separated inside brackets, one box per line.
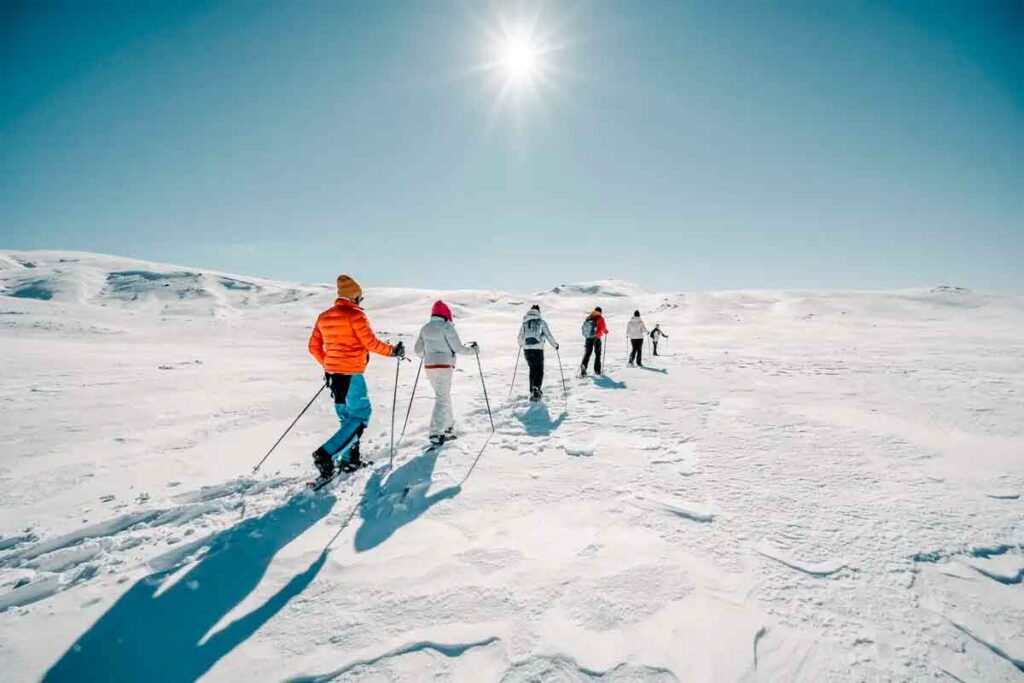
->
[523, 309, 542, 321]
[334, 297, 363, 311]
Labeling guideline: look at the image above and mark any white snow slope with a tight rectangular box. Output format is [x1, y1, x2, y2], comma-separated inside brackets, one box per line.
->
[1, 250, 1023, 682]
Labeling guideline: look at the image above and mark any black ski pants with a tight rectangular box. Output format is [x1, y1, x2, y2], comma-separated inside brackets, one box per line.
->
[652, 340, 659, 356]
[629, 339, 644, 366]
[581, 338, 602, 374]
[524, 349, 544, 392]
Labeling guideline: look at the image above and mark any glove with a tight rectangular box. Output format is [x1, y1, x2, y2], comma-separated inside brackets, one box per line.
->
[392, 341, 405, 359]
[469, 341, 479, 353]
[555, 344, 560, 350]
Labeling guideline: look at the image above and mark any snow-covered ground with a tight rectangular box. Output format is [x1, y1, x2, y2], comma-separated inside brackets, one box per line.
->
[1, 250, 1022, 681]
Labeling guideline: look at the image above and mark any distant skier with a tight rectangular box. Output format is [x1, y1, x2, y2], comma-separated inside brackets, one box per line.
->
[308, 275, 404, 482]
[414, 300, 478, 446]
[517, 304, 559, 401]
[650, 324, 668, 356]
[627, 310, 649, 367]
[580, 307, 608, 377]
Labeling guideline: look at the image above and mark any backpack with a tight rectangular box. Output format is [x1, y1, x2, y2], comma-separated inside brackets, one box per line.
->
[523, 318, 543, 346]
[581, 317, 598, 339]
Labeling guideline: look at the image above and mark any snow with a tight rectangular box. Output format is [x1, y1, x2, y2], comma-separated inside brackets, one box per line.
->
[1, 249, 1023, 680]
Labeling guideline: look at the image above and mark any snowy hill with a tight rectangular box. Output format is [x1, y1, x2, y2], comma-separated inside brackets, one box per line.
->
[0, 250, 329, 312]
[1, 250, 1023, 681]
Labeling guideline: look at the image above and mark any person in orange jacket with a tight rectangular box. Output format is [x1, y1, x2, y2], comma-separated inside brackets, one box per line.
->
[579, 306, 608, 377]
[308, 274, 404, 480]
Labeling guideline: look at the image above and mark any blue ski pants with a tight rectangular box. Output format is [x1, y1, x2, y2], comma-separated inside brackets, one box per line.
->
[320, 373, 371, 456]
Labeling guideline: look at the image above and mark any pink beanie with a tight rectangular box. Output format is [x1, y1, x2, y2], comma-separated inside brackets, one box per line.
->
[431, 300, 452, 321]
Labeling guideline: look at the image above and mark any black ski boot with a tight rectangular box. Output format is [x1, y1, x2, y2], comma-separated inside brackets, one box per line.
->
[312, 446, 334, 482]
[340, 441, 363, 473]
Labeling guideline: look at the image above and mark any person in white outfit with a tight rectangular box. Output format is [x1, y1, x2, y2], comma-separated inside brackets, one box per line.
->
[414, 300, 478, 445]
[626, 310, 649, 367]
[517, 304, 559, 401]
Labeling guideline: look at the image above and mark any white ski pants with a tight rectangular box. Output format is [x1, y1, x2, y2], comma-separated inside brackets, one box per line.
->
[426, 367, 455, 436]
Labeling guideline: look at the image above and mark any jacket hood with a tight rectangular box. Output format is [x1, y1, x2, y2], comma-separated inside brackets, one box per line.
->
[523, 309, 542, 321]
[334, 297, 363, 310]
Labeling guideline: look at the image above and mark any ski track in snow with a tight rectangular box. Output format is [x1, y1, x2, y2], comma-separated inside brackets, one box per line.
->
[1, 251, 1023, 681]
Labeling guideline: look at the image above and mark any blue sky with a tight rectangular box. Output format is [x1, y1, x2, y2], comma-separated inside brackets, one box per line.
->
[2, 1, 1022, 291]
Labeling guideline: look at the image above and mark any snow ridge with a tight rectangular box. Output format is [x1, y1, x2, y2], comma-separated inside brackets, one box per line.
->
[287, 637, 501, 682]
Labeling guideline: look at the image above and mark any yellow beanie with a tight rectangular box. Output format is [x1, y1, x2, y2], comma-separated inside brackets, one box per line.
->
[336, 274, 362, 300]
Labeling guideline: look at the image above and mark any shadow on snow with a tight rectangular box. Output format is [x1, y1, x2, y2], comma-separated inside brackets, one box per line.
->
[592, 375, 627, 390]
[44, 493, 337, 683]
[355, 448, 460, 553]
[515, 401, 567, 437]
[639, 366, 668, 374]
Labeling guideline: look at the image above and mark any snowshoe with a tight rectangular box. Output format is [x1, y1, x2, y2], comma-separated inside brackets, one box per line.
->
[306, 475, 332, 490]
[428, 433, 457, 448]
[307, 459, 373, 491]
[339, 457, 364, 473]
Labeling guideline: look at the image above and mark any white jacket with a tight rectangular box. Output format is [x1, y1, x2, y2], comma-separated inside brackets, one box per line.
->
[626, 317, 649, 340]
[414, 316, 475, 366]
[518, 309, 557, 350]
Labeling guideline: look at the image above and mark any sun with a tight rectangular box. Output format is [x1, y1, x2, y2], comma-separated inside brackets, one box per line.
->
[459, 5, 572, 129]
[499, 32, 540, 83]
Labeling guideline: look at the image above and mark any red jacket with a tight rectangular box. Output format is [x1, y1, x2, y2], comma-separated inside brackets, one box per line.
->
[587, 313, 608, 339]
[309, 298, 393, 374]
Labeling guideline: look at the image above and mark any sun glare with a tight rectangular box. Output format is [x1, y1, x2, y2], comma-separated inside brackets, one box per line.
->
[500, 33, 539, 82]
[463, 6, 571, 129]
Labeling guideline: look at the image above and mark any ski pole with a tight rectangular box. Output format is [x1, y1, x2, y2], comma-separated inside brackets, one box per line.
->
[397, 359, 422, 447]
[555, 346, 568, 407]
[376, 357, 418, 493]
[508, 346, 522, 396]
[252, 380, 327, 474]
[475, 349, 495, 432]
[389, 357, 401, 470]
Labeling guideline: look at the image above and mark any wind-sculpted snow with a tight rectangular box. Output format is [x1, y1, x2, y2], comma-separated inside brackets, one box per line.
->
[754, 540, 847, 577]
[631, 493, 715, 523]
[286, 636, 502, 682]
[1, 250, 1023, 680]
[501, 655, 678, 681]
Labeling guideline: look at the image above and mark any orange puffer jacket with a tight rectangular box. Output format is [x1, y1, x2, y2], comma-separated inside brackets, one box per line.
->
[308, 298, 394, 374]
